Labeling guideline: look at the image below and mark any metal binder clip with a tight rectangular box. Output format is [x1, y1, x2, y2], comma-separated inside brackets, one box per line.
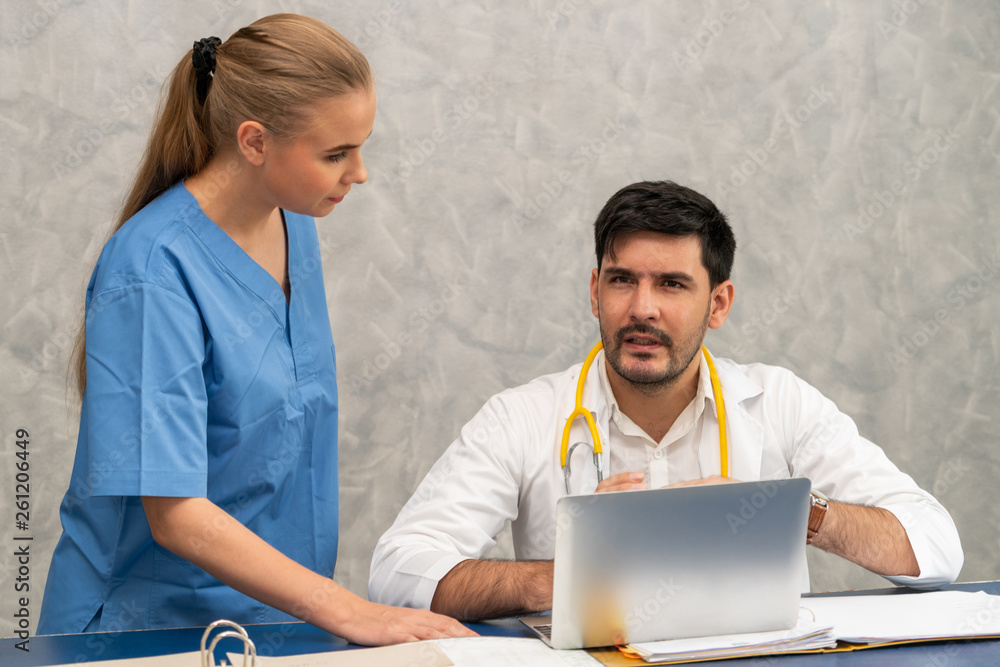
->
[201, 619, 257, 667]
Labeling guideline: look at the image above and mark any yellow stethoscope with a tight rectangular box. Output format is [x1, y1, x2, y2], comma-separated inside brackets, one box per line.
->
[560, 341, 728, 494]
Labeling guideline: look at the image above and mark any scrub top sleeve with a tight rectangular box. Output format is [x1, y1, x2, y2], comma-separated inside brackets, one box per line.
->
[84, 282, 209, 497]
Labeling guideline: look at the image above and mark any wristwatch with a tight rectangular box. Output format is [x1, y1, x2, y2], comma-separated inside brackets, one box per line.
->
[807, 491, 829, 544]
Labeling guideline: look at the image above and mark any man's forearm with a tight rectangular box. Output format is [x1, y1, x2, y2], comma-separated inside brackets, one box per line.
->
[430, 559, 554, 621]
[810, 501, 920, 577]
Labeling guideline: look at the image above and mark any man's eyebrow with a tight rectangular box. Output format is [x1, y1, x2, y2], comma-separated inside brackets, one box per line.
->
[324, 129, 373, 153]
[603, 267, 696, 283]
[655, 271, 696, 283]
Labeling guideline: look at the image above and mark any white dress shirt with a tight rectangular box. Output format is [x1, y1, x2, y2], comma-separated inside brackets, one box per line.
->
[601, 355, 713, 486]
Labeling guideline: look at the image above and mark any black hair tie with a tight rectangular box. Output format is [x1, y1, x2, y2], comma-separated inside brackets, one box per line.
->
[192, 36, 222, 104]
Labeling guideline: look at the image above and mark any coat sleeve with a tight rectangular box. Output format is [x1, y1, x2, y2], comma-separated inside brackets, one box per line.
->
[368, 390, 535, 609]
[770, 367, 964, 590]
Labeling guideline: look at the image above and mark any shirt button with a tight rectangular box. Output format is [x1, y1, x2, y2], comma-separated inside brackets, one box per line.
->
[653, 449, 664, 460]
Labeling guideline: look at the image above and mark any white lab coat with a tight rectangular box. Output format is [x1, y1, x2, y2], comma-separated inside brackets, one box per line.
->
[369, 350, 963, 609]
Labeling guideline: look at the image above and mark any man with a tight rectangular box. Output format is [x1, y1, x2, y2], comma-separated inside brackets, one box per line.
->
[369, 181, 964, 621]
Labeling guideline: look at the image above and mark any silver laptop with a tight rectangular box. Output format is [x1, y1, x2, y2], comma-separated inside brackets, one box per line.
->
[520, 478, 810, 649]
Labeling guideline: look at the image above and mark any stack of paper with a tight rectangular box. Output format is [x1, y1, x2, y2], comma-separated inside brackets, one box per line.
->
[626, 619, 836, 663]
[625, 590, 1000, 663]
[802, 590, 1000, 644]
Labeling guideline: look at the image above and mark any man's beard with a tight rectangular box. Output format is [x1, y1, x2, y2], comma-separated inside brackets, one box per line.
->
[600, 306, 710, 395]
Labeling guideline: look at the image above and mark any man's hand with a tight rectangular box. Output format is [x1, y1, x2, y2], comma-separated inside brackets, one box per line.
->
[661, 475, 742, 488]
[596, 471, 647, 493]
[810, 501, 920, 577]
[596, 473, 743, 492]
[431, 559, 554, 621]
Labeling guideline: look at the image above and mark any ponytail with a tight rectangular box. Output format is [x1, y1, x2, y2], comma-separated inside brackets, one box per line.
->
[120, 51, 214, 229]
[70, 14, 372, 399]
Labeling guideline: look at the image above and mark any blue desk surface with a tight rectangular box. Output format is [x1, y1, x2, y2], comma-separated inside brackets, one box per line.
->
[4, 581, 999, 666]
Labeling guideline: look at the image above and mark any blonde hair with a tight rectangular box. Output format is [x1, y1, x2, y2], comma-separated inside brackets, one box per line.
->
[70, 13, 372, 398]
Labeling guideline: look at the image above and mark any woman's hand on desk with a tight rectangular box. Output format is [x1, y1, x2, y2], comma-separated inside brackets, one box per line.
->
[335, 598, 477, 645]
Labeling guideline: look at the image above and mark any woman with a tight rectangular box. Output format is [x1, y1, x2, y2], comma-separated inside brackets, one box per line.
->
[39, 14, 472, 645]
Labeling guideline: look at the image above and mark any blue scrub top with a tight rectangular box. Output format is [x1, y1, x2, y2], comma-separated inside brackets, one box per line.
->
[39, 182, 340, 634]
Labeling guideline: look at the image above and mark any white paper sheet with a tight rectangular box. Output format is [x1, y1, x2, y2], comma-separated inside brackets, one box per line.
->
[436, 637, 600, 666]
[45, 651, 203, 666]
[231, 637, 599, 667]
[227, 641, 451, 666]
[802, 590, 1000, 643]
[628, 620, 835, 655]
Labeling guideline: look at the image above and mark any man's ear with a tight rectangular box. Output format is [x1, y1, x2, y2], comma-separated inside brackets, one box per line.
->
[236, 120, 269, 167]
[590, 268, 600, 318]
[708, 280, 734, 329]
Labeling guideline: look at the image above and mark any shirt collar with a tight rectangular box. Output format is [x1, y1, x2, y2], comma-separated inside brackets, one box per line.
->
[596, 348, 719, 436]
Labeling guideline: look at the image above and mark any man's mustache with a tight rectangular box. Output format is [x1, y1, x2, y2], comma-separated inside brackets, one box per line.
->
[614, 323, 673, 348]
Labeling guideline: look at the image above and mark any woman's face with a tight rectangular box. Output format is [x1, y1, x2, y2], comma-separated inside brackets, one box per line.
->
[259, 88, 377, 218]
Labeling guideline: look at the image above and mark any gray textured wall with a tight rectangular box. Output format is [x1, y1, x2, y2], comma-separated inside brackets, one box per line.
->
[2, 0, 998, 639]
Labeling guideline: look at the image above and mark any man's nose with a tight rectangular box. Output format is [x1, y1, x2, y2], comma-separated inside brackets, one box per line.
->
[629, 282, 658, 321]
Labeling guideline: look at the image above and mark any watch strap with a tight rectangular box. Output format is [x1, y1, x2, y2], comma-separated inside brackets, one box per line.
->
[807, 492, 829, 543]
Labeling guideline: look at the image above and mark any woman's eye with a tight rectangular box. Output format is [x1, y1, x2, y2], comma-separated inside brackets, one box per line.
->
[328, 151, 348, 163]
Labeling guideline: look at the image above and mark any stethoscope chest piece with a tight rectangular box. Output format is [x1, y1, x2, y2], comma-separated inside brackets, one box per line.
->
[562, 412, 604, 494]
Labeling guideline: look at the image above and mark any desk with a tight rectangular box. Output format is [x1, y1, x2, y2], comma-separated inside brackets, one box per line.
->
[4, 581, 998, 666]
